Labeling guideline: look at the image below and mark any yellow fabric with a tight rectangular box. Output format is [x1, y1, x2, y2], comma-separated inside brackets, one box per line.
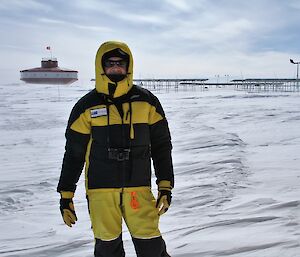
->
[89, 191, 122, 240]
[149, 105, 163, 125]
[156, 194, 170, 216]
[62, 203, 77, 227]
[60, 191, 74, 198]
[123, 189, 161, 239]
[122, 102, 160, 125]
[90, 105, 121, 126]
[88, 188, 161, 240]
[89, 102, 160, 127]
[87, 101, 163, 141]
[95, 41, 133, 99]
[131, 102, 151, 124]
[70, 109, 91, 134]
[87, 186, 152, 194]
[130, 123, 134, 139]
[74, 96, 162, 144]
[158, 180, 173, 191]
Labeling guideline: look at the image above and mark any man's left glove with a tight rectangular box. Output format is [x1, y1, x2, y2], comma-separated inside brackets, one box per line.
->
[59, 191, 77, 227]
[156, 190, 172, 216]
[156, 180, 173, 216]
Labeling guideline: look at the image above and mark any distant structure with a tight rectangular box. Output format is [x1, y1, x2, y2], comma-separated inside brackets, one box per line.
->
[20, 58, 78, 85]
[232, 78, 300, 91]
[133, 78, 208, 90]
[133, 78, 299, 92]
[90, 77, 299, 92]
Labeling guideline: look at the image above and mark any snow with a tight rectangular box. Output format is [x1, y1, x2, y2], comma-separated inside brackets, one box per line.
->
[0, 83, 299, 257]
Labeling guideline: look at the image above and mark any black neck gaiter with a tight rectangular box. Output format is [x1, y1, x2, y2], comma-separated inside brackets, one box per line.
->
[107, 74, 126, 83]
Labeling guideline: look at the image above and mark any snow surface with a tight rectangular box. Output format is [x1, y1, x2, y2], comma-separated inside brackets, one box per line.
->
[0, 83, 300, 257]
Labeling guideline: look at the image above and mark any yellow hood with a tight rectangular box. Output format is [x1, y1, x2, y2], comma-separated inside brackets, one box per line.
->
[95, 41, 133, 98]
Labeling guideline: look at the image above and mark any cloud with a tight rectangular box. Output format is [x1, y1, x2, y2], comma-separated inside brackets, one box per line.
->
[117, 12, 167, 25]
[164, 0, 192, 12]
[1, 0, 300, 83]
[38, 18, 66, 25]
[38, 18, 112, 32]
[0, 0, 51, 11]
[287, 0, 300, 9]
[161, 18, 254, 49]
[72, 0, 168, 26]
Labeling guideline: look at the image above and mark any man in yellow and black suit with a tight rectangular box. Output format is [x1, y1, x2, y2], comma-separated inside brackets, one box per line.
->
[57, 41, 174, 257]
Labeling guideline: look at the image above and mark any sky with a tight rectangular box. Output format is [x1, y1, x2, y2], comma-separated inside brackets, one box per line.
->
[1, 0, 300, 83]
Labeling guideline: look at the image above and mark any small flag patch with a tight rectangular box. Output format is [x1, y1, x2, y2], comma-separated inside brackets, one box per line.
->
[91, 108, 107, 118]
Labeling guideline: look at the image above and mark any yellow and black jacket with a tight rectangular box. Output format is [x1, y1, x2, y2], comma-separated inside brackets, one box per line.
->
[57, 41, 174, 193]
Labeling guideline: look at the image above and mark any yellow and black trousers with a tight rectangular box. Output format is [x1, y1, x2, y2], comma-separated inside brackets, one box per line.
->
[89, 187, 168, 257]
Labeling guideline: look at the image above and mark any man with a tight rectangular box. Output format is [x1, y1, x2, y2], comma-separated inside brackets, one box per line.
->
[57, 41, 174, 257]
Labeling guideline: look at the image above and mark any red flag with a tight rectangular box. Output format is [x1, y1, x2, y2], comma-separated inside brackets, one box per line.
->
[46, 46, 51, 50]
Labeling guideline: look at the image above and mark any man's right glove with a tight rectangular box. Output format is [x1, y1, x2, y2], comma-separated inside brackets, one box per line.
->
[59, 191, 77, 227]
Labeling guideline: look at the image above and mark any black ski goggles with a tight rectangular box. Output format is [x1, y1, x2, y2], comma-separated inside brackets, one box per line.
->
[104, 59, 127, 68]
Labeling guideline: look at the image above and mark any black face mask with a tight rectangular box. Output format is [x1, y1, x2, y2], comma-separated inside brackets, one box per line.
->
[107, 74, 126, 82]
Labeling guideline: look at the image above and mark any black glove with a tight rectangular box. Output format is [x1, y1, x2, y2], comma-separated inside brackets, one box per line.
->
[60, 195, 77, 227]
[156, 190, 172, 216]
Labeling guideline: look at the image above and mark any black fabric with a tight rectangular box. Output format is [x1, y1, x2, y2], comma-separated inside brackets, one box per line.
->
[66, 89, 104, 127]
[150, 119, 174, 188]
[94, 236, 125, 257]
[57, 130, 90, 192]
[107, 74, 127, 83]
[57, 89, 103, 192]
[108, 82, 117, 95]
[88, 124, 151, 189]
[102, 48, 129, 62]
[87, 143, 151, 189]
[132, 236, 170, 257]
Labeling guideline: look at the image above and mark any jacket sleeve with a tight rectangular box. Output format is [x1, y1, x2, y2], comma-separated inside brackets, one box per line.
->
[149, 95, 174, 189]
[57, 101, 91, 193]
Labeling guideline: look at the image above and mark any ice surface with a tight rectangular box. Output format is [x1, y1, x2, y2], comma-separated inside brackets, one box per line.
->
[0, 83, 299, 257]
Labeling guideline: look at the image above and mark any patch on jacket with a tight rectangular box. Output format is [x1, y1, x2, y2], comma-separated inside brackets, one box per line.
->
[91, 108, 107, 118]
